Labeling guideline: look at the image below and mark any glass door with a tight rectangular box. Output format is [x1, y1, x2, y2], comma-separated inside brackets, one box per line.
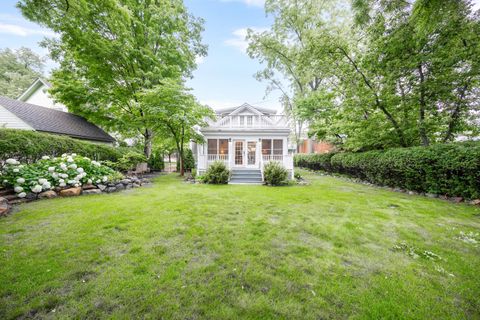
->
[234, 140, 244, 165]
[247, 141, 256, 165]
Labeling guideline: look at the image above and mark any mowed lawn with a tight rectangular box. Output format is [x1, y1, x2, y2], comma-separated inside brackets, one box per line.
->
[1, 171, 479, 319]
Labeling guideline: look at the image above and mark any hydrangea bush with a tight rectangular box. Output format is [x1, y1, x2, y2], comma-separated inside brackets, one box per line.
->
[1, 154, 122, 198]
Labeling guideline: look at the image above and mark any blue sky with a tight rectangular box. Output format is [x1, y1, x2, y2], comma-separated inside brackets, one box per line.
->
[2, 0, 479, 111]
[0, 0, 282, 111]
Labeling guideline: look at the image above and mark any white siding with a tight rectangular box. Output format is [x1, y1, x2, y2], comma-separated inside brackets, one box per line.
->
[23, 85, 67, 112]
[0, 106, 34, 130]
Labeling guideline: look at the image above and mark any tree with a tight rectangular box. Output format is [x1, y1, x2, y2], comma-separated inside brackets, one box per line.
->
[294, 0, 480, 151]
[142, 79, 214, 176]
[18, 0, 206, 158]
[246, 0, 350, 150]
[0, 47, 44, 98]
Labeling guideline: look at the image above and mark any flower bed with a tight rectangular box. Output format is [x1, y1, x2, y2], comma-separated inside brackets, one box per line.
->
[0, 154, 150, 216]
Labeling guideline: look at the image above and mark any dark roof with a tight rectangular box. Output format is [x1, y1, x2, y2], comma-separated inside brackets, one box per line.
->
[0, 96, 115, 143]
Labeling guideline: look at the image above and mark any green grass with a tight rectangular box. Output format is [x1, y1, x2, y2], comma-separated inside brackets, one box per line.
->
[1, 170, 479, 319]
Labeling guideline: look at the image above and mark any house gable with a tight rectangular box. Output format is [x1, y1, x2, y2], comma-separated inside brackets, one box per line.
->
[17, 78, 67, 112]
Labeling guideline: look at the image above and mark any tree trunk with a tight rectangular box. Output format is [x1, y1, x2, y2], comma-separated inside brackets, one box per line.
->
[417, 64, 429, 146]
[143, 128, 153, 159]
[179, 125, 185, 176]
[443, 84, 469, 142]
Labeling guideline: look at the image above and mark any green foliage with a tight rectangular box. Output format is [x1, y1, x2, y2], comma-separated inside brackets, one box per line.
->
[148, 149, 165, 172]
[1, 153, 120, 195]
[0, 129, 121, 163]
[18, 0, 207, 157]
[294, 153, 337, 172]
[263, 161, 289, 186]
[201, 161, 229, 184]
[295, 142, 480, 199]
[176, 148, 195, 172]
[106, 151, 147, 172]
[0, 47, 44, 98]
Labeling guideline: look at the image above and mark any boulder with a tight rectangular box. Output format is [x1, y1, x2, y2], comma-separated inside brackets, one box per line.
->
[82, 184, 97, 190]
[106, 187, 117, 193]
[120, 179, 132, 185]
[469, 199, 480, 206]
[25, 193, 37, 201]
[426, 193, 438, 198]
[451, 197, 463, 203]
[59, 187, 82, 197]
[132, 183, 140, 188]
[38, 190, 57, 199]
[97, 184, 107, 191]
[83, 189, 102, 195]
[0, 197, 10, 216]
[115, 183, 125, 191]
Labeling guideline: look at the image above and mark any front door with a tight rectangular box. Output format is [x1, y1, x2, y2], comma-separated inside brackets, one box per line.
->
[247, 141, 256, 167]
[234, 140, 244, 166]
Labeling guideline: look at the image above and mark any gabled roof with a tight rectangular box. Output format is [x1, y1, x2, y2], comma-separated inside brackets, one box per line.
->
[0, 96, 115, 143]
[216, 103, 278, 116]
[17, 78, 51, 101]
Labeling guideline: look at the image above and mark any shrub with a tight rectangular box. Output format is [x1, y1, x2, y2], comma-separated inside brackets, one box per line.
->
[202, 161, 229, 184]
[294, 153, 336, 171]
[106, 151, 147, 172]
[294, 142, 480, 199]
[148, 149, 165, 171]
[1, 153, 121, 197]
[263, 161, 288, 186]
[0, 129, 121, 163]
[176, 148, 195, 172]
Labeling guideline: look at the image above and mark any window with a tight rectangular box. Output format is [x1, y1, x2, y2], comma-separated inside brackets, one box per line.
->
[219, 139, 229, 155]
[273, 139, 283, 155]
[208, 139, 217, 154]
[239, 116, 244, 126]
[208, 139, 229, 155]
[262, 139, 283, 155]
[247, 115, 253, 126]
[262, 139, 271, 155]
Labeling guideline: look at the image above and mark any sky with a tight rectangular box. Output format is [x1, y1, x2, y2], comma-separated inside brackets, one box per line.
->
[1, 0, 480, 112]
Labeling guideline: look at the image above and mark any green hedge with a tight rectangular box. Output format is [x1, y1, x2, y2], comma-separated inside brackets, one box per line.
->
[294, 142, 480, 199]
[0, 129, 121, 163]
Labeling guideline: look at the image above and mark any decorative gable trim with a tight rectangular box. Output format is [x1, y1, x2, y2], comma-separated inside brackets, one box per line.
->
[229, 103, 265, 116]
[17, 78, 51, 101]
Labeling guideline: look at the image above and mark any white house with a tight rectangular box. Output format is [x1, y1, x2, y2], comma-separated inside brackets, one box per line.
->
[194, 103, 294, 184]
[17, 78, 67, 112]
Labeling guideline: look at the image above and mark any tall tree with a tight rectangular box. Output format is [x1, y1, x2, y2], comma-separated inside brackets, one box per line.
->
[18, 0, 206, 158]
[0, 47, 44, 98]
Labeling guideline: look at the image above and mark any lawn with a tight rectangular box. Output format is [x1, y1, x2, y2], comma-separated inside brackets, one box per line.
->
[1, 171, 479, 319]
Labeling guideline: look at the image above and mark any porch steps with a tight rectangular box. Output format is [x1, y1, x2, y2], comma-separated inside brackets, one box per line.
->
[229, 169, 263, 184]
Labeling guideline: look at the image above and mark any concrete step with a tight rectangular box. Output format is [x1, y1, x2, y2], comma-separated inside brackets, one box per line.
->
[231, 173, 262, 178]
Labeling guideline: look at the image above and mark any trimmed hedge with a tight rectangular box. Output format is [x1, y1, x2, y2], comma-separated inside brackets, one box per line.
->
[0, 129, 121, 163]
[294, 142, 480, 199]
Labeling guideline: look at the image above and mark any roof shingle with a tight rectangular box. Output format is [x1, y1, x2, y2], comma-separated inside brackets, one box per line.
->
[0, 96, 115, 143]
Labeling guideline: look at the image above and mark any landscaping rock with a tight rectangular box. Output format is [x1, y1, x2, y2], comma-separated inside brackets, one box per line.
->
[115, 183, 125, 190]
[106, 187, 117, 193]
[97, 184, 107, 191]
[469, 199, 480, 206]
[25, 193, 37, 201]
[59, 187, 82, 197]
[82, 189, 102, 195]
[0, 197, 10, 216]
[426, 193, 438, 198]
[121, 179, 132, 185]
[407, 191, 417, 196]
[82, 184, 97, 190]
[451, 197, 463, 203]
[38, 190, 57, 199]
[132, 183, 140, 188]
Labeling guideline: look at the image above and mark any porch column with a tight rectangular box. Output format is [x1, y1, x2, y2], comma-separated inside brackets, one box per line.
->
[228, 139, 233, 169]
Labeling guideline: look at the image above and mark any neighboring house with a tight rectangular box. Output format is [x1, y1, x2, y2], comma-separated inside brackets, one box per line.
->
[17, 78, 67, 112]
[194, 103, 294, 184]
[298, 138, 335, 154]
[0, 96, 115, 144]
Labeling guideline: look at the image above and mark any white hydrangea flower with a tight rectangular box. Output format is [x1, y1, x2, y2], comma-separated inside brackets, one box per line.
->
[13, 168, 20, 173]
[96, 179, 101, 184]
[59, 182, 66, 187]
[18, 192, 26, 198]
[51, 173, 59, 179]
[59, 179, 65, 183]
[3, 179, 8, 183]
[60, 173, 68, 179]
[31, 185, 43, 193]
[77, 167, 84, 173]
[102, 176, 108, 182]
[69, 164, 78, 169]
[68, 180, 76, 185]
[87, 179, 92, 184]
[6, 159, 18, 165]
[14, 186, 23, 193]
[48, 167, 55, 172]
[92, 161, 101, 167]
[16, 178, 25, 184]
[74, 183, 80, 187]
[60, 163, 67, 171]
[18, 165, 24, 168]
[41, 156, 50, 160]
[67, 157, 74, 163]
[71, 153, 77, 157]
[42, 182, 51, 190]
[38, 178, 48, 184]
[61, 153, 67, 157]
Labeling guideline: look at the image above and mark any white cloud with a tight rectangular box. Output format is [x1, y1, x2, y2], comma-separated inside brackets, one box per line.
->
[220, 0, 265, 7]
[225, 27, 269, 53]
[0, 22, 55, 37]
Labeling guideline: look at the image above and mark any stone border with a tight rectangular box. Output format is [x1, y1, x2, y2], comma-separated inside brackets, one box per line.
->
[0, 176, 150, 216]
